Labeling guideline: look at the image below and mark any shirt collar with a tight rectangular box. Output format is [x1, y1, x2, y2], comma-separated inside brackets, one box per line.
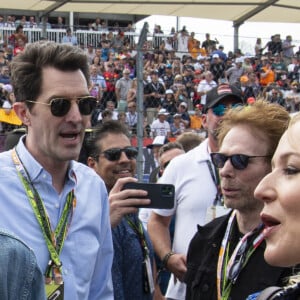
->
[15, 135, 76, 184]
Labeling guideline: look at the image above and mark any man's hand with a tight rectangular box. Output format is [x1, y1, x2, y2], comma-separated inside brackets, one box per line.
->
[165, 253, 187, 282]
[109, 177, 151, 228]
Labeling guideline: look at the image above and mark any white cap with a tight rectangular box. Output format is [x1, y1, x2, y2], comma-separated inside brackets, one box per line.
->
[158, 108, 169, 115]
[197, 55, 206, 60]
[212, 54, 219, 58]
[3, 84, 12, 93]
[146, 135, 168, 148]
[235, 57, 244, 63]
[165, 89, 174, 95]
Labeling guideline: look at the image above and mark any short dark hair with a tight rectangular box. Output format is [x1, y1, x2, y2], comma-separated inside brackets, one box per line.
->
[158, 141, 184, 158]
[102, 109, 113, 118]
[84, 120, 130, 159]
[10, 41, 90, 108]
[176, 132, 203, 152]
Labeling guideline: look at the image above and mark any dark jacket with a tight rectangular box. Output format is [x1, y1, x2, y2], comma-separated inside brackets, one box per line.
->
[185, 212, 292, 300]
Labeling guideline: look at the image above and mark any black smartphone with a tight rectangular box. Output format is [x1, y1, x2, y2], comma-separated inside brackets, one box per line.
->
[122, 182, 175, 209]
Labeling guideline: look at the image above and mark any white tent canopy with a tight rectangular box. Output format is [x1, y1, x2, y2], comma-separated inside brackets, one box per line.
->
[1, 0, 299, 24]
[1, 0, 299, 49]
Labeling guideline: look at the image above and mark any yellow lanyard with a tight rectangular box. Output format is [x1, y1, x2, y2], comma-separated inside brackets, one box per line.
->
[11, 148, 76, 283]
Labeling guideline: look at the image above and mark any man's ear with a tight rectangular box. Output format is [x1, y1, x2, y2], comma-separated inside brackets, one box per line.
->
[87, 156, 96, 169]
[202, 113, 208, 130]
[13, 102, 31, 126]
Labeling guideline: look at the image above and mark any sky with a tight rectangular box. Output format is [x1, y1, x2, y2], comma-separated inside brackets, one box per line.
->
[135, 15, 300, 55]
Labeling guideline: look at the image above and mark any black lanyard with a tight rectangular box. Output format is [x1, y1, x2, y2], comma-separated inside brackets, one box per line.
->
[206, 160, 222, 205]
[125, 214, 149, 259]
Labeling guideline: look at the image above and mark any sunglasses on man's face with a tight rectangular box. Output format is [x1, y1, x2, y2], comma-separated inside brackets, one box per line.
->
[211, 103, 242, 117]
[26, 96, 97, 117]
[210, 153, 271, 170]
[98, 146, 138, 161]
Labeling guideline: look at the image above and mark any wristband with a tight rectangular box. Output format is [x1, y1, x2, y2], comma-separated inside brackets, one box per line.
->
[162, 251, 175, 269]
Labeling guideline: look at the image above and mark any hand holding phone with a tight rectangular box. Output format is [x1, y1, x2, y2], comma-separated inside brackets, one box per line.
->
[122, 182, 175, 209]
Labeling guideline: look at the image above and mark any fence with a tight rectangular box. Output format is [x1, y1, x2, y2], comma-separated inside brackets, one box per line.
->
[0, 27, 178, 51]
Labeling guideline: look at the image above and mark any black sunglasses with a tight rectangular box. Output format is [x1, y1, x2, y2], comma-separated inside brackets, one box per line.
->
[26, 96, 97, 117]
[210, 153, 271, 170]
[98, 146, 138, 161]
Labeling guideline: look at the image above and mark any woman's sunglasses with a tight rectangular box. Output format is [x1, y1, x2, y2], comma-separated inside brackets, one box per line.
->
[26, 96, 97, 117]
[210, 153, 271, 170]
[98, 147, 138, 161]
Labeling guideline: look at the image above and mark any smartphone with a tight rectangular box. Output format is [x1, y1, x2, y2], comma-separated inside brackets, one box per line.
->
[122, 182, 175, 209]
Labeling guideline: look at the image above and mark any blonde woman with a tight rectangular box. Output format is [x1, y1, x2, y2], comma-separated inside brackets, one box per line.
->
[248, 114, 300, 299]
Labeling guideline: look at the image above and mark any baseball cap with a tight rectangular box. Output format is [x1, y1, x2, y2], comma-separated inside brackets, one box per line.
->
[212, 54, 219, 59]
[165, 89, 174, 95]
[151, 69, 159, 75]
[235, 57, 244, 63]
[166, 64, 172, 69]
[204, 84, 243, 113]
[179, 102, 187, 108]
[146, 136, 169, 149]
[158, 108, 169, 116]
[3, 84, 13, 93]
[197, 55, 205, 60]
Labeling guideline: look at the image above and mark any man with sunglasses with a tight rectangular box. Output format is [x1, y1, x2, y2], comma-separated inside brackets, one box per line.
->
[147, 83, 244, 300]
[0, 41, 114, 300]
[85, 120, 157, 300]
[185, 100, 292, 300]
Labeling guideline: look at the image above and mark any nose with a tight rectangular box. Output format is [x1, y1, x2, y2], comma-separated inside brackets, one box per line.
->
[254, 173, 275, 203]
[118, 150, 131, 163]
[65, 100, 83, 123]
[219, 158, 235, 178]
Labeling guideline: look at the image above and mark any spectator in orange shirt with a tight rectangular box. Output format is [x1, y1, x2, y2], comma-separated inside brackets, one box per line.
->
[188, 32, 199, 53]
[259, 58, 275, 87]
[190, 40, 207, 60]
[189, 104, 203, 131]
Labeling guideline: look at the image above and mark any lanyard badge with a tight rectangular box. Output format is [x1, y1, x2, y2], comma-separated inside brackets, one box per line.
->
[126, 215, 155, 294]
[142, 255, 155, 294]
[46, 283, 64, 300]
[12, 148, 76, 300]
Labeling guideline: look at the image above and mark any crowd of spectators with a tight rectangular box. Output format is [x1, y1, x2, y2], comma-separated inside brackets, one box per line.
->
[0, 14, 300, 139]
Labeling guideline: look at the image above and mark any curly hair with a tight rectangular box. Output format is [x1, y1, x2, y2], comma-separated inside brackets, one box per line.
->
[217, 100, 290, 156]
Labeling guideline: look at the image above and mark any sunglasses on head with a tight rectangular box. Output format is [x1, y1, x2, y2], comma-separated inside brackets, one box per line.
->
[98, 146, 138, 161]
[211, 103, 242, 117]
[210, 153, 271, 170]
[26, 96, 97, 117]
